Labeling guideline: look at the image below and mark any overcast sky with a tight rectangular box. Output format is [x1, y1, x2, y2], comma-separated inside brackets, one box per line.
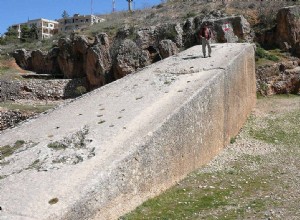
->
[0, 0, 162, 35]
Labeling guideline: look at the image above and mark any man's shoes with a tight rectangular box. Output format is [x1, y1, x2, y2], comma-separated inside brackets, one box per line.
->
[203, 55, 206, 58]
[208, 54, 211, 57]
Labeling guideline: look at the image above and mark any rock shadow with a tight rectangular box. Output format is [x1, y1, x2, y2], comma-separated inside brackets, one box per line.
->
[182, 56, 202, 60]
[63, 77, 88, 99]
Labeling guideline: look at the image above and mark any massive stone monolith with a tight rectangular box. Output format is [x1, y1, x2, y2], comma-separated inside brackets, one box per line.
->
[0, 43, 256, 220]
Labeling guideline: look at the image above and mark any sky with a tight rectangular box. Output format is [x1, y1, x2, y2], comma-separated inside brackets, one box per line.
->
[0, 0, 163, 35]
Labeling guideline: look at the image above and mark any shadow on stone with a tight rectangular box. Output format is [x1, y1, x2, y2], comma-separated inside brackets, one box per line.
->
[63, 78, 88, 99]
[182, 56, 201, 60]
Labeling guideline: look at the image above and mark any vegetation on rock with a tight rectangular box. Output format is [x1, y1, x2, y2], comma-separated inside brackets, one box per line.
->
[0, 140, 25, 160]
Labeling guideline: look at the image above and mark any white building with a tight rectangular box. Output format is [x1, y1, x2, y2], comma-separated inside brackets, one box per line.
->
[58, 14, 105, 32]
[11, 18, 58, 39]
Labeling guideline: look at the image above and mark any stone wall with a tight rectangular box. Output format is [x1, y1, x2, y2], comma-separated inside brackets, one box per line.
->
[0, 110, 36, 131]
[0, 78, 87, 101]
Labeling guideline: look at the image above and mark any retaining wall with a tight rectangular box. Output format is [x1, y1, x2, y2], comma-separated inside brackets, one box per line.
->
[0, 78, 87, 101]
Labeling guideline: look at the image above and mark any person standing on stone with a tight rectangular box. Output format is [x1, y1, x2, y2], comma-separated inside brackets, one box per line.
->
[199, 23, 212, 58]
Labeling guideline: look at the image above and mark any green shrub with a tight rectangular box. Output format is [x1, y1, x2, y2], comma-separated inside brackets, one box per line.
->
[255, 46, 279, 62]
[47, 142, 68, 150]
[75, 86, 87, 96]
[183, 12, 197, 19]
[0, 140, 26, 160]
[230, 137, 236, 144]
[267, 54, 279, 62]
[14, 140, 25, 148]
[255, 47, 268, 59]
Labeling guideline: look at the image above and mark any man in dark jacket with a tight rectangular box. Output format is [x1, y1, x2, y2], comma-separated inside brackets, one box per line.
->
[199, 23, 212, 58]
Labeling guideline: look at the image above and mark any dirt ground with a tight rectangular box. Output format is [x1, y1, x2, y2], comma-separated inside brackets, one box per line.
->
[121, 94, 300, 220]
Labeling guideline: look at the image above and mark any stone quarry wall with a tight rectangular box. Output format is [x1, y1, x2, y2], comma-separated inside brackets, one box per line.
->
[0, 44, 256, 220]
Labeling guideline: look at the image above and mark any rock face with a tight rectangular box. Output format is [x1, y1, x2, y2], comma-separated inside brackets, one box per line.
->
[257, 5, 300, 57]
[158, 39, 179, 59]
[182, 17, 202, 48]
[12, 15, 253, 89]
[134, 24, 183, 63]
[135, 23, 183, 49]
[136, 26, 157, 50]
[206, 15, 253, 43]
[31, 49, 61, 75]
[13, 49, 61, 75]
[13, 36, 107, 88]
[156, 23, 184, 48]
[57, 36, 89, 79]
[113, 39, 150, 79]
[256, 59, 300, 95]
[275, 6, 300, 56]
[86, 33, 112, 89]
[181, 15, 253, 48]
[13, 49, 32, 70]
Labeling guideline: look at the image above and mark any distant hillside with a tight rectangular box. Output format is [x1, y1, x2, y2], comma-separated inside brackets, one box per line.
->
[0, 0, 299, 54]
[78, 0, 299, 39]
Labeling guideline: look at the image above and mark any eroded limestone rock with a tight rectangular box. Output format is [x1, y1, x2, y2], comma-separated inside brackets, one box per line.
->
[257, 5, 300, 57]
[158, 39, 179, 59]
[275, 5, 300, 56]
[113, 39, 150, 79]
[86, 33, 112, 89]
[57, 36, 88, 78]
[256, 59, 300, 95]
[12, 49, 32, 70]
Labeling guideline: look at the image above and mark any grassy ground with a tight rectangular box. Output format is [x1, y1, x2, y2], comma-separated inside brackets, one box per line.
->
[255, 48, 290, 67]
[121, 94, 300, 219]
[0, 140, 25, 161]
